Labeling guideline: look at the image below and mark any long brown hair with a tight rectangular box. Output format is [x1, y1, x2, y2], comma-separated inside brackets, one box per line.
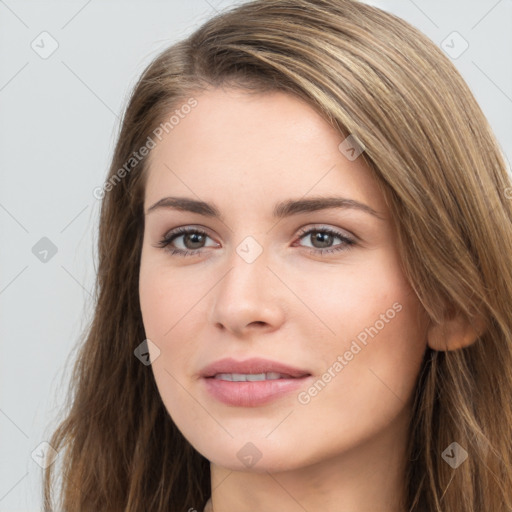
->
[42, 0, 512, 510]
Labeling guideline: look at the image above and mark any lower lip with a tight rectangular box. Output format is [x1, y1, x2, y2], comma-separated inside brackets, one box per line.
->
[202, 376, 312, 407]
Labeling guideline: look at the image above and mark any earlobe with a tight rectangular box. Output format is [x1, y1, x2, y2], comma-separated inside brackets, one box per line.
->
[426, 310, 487, 351]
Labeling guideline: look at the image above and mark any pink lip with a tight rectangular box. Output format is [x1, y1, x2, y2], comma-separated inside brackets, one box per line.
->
[200, 357, 312, 407]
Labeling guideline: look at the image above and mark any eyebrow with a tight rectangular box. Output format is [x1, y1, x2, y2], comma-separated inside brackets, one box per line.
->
[145, 196, 385, 220]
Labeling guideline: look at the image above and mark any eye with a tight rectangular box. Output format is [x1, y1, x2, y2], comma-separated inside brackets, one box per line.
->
[155, 226, 218, 257]
[295, 226, 356, 255]
[154, 225, 356, 257]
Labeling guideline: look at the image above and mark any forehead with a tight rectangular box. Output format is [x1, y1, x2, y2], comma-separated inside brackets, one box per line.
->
[143, 87, 386, 217]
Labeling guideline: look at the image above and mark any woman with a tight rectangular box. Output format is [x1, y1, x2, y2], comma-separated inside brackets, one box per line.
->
[43, 0, 512, 510]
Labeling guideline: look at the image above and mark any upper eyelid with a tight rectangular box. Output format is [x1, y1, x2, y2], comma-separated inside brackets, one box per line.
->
[296, 225, 354, 239]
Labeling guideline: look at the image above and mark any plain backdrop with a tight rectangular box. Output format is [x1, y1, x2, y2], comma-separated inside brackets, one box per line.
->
[0, 0, 511, 510]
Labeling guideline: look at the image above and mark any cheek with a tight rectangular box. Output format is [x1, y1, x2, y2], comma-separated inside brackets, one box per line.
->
[139, 250, 216, 368]
[139, 253, 198, 340]
[302, 259, 427, 414]
[139, 260, 204, 423]
[139, 259, 194, 386]
[343, 290, 427, 396]
[139, 268, 169, 338]
[306, 248, 425, 354]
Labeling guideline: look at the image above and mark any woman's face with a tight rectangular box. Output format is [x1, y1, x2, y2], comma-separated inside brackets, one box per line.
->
[139, 87, 429, 472]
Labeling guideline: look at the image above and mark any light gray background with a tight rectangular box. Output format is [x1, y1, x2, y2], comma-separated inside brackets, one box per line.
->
[1, 1, 510, 510]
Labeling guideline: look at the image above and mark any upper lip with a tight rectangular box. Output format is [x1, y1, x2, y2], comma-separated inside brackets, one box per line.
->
[200, 357, 311, 378]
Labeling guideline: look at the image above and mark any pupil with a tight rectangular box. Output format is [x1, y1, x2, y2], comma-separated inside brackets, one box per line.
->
[312, 231, 332, 248]
[186, 233, 204, 249]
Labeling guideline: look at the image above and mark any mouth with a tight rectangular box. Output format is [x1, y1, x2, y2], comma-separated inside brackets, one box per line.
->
[209, 372, 308, 381]
[200, 357, 313, 407]
[200, 356, 311, 379]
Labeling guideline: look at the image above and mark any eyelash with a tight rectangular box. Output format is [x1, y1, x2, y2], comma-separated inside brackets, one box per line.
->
[155, 226, 356, 258]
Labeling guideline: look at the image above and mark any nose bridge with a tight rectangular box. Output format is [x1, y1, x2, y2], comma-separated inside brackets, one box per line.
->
[209, 234, 284, 333]
[218, 236, 271, 303]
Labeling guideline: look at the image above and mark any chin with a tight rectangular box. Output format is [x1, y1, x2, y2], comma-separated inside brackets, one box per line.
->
[194, 436, 311, 473]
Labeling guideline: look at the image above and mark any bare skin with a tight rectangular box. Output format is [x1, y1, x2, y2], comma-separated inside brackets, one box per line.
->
[139, 87, 432, 512]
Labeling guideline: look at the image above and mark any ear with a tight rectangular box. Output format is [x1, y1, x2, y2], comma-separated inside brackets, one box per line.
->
[427, 308, 487, 351]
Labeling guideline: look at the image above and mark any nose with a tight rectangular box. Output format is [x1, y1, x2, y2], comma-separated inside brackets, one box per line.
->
[208, 246, 286, 337]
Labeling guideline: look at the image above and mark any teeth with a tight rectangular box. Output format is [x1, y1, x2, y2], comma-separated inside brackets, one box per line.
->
[213, 372, 288, 381]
